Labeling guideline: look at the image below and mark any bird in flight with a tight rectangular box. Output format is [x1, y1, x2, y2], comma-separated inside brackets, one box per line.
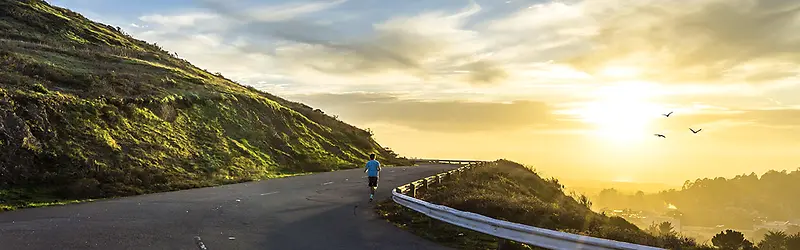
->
[654, 134, 666, 138]
[690, 128, 702, 134]
[662, 111, 673, 117]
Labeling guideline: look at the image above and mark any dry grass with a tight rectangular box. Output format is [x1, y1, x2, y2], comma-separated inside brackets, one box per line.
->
[378, 160, 712, 250]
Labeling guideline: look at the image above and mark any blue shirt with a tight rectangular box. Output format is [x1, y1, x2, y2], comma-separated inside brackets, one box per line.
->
[365, 160, 381, 177]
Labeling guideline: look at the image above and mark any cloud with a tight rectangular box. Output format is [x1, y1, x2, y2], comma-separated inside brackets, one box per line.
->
[135, 0, 348, 39]
[248, 0, 347, 22]
[199, 0, 348, 23]
[190, 0, 510, 85]
[139, 13, 219, 28]
[561, 0, 800, 84]
[259, 0, 800, 87]
[649, 107, 800, 134]
[126, 0, 800, 103]
[288, 93, 585, 132]
[736, 109, 800, 128]
[459, 60, 509, 85]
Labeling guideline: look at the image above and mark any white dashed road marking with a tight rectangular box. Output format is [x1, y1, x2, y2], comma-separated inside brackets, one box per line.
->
[194, 236, 208, 250]
[322, 182, 334, 185]
[260, 191, 279, 196]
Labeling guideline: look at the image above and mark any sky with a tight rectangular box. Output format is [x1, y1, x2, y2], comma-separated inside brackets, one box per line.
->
[49, 0, 800, 188]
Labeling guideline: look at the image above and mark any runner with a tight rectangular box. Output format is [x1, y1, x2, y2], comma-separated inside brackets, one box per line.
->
[364, 153, 381, 202]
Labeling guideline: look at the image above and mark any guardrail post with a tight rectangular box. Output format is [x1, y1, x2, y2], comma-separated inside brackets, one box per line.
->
[498, 239, 510, 250]
[409, 184, 416, 198]
[423, 178, 429, 190]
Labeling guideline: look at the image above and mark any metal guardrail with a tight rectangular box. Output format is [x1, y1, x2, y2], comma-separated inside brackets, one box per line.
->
[393, 161, 665, 250]
[410, 159, 485, 165]
[394, 161, 479, 197]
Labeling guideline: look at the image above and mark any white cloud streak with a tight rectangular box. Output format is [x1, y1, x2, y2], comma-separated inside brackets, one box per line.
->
[244, 0, 348, 22]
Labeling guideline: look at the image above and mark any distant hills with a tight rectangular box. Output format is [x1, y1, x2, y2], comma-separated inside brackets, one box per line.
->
[562, 178, 679, 195]
[593, 169, 800, 229]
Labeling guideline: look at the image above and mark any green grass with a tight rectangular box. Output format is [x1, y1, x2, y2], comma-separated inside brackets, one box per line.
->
[0, 0, 411, 211]
[377, 160, 713, 250]
[1, 171, 311, 211]
[1, 199, 95, 211]
[0, 188, 93, 211]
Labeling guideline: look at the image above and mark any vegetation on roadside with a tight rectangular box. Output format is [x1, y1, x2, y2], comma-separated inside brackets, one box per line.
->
[0, 0, 409, 211]
[378, 160, 712, 249]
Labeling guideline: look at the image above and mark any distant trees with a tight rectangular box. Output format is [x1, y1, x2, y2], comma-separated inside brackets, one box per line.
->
[757, 231, 787, 250]
[786, 234, 800, 249]
[712, 230, 755, 250]
[592, 168, 800, 228]
[634, 190, 645, 204]
[705, 229, 800, 250]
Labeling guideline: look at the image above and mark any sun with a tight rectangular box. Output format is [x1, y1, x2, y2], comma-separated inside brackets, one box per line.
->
[572, 81, 664, 145]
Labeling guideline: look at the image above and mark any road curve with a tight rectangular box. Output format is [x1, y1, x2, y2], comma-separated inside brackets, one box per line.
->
[0, 164, 457, 250]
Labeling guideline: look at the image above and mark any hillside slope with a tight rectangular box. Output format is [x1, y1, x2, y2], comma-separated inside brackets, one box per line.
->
[378, 160, 710, 249]
[0, 0, 405, 209]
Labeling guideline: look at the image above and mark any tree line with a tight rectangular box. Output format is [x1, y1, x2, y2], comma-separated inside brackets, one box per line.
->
[650, 221, 800, 250]
[594, 168, 800, 228]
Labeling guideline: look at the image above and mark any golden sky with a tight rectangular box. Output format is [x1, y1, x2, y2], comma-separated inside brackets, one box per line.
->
[69, 0, 800, 185]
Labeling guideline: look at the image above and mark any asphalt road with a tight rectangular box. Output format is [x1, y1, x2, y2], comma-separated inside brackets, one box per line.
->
[0, 164, 457, 250]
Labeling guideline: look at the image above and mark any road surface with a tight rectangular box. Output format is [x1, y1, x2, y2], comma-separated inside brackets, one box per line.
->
[0, 164, 457, 250]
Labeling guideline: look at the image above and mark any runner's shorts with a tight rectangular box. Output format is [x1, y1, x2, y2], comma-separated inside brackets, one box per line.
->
[368, 176, 378, 187]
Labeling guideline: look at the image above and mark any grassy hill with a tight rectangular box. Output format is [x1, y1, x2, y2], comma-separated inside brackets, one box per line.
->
[0, 0, 407, 210]
[378, 160, 712, 249]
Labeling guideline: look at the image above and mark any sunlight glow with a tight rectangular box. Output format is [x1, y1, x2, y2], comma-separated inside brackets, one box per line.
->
[571, 82, 664, 145]
[668, 203, 678, 210]
[600, 66, 642, 79]
[613, 177, 634, 183]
